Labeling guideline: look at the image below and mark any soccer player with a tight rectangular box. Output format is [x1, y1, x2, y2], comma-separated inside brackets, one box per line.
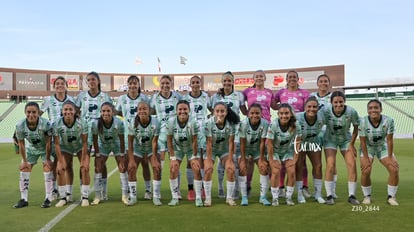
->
[239, 103, 270, 206]
[53, 101, 89, 207]
[242, 70, 277, 197]
[166, 100, 202, 206]
[296, 96, 326, 204]
[210, 71, 245, 199]
[310, 74, 338, 198]
[75, 72, 112, 200]
[127, 101, 162, 206]
[203, 102, 240, 207]
[115, 75, 152, 200]
[149, 75, 181, 187]
[359, 99, 399, 206]
[181, 75, 212, 201]
[91, 102, 126, 205]
[321, 91, 360, 205]
[13, 102, 53, 208]
[272, 70, 311, 199]
[266, 103, 301, 206]
[40, 76, 76, 201]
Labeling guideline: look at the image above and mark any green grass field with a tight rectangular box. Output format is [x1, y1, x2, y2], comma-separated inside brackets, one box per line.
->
[1, 140, 413, 232]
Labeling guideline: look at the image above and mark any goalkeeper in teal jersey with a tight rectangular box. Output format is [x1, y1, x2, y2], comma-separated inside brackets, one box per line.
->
[203, 102, 240, 207]
[266, 103, 302, 206]
[166, 100, 203, 207]
[115, 75, 152, 200]
[13, 102, 53, 209]
[296, 96, 326, 204]
[91, 102, 127, 206]
[52, 101, 89, 207]
[181, 75, 212, 201]
[321, 91, 360, 205]
[359, 99, 399, 206]
[239, 103, 269, 206]
[127, 101, 162, 206]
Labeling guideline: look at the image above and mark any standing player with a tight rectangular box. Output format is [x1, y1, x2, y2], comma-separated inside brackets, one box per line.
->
[242, 70, 276, 196]
[239, 103, 270, 206]
[40, 76, 76, 200]
[127, 102, 162, 206]
[266, 103, 301, 206]
[210, 71, 245, 199]
[13, 102, 53, 208]
[115, 75, 152, 200]
[53, 101, 89, 207]
[166, 100, 202, 206]
[359, 99, 399, 206]
[203, 102, 240, 206]
[75, 71, 112, 200]
[181, 75, 212, 200]
[321, 91, 360, 205]
[91, 102, 126, 205]
[296, 96, 326, 204]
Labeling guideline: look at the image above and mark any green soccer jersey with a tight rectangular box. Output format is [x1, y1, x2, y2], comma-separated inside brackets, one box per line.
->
[296, 111, 325, 143]
[52, 117, 88, 153]
[311, 92, 331, 110]
[75, 91, 112, 123]
[181, 91, 211, 122]
[266, 120, 301, 154]
[16, 117, 52, 151]
[239, 118, 268, 152]
[128, 116, 161, 155]
[115, 93, 150, 127]
[204, 117, 236, 156]
[91, 116, 125, 152]
[166, 117, 199, 154]
[359, 115, 394, 150]
[210, 91, 244, 114]
[322, 105, 359, 144]
[150, 91, 182, 125]
[41, 94, 76, 123]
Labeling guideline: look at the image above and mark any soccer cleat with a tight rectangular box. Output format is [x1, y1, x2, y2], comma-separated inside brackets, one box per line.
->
[302, 186, 312, 198]
[297, 194, 306, 204]
[122, 195, 129, 205]
[259, 197, 271, 206]
[168, 198, 179, 206]
[91, 197, 101, 205]
[286, 198, 295, 206]
[187, 190, 195, 201]
[218, 189, 225, 199]
[144, 191, 152, 200]
[315, 196, 326, 204]
[204, 199, 212, 207]
[66, 193, 73, 203]
[195, 198, 203, 207]
[278, 188, 286, 198]
[226, 198, 237, 206]
[362, 196, 371, 205]
[55, 198, 67, 207]
[387, 197, 399, 206]
[271, 198, 279, 207]
[241, 196, 248, 206]
[348, 195, 360, 205]
[153, 198, 162, 206]
[81, 198, 90, 207]
[325, 195, 335, 205]
[13, 199, 28, 209]
[127, 197, 137, 206]
[41, 199, 52, 208]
